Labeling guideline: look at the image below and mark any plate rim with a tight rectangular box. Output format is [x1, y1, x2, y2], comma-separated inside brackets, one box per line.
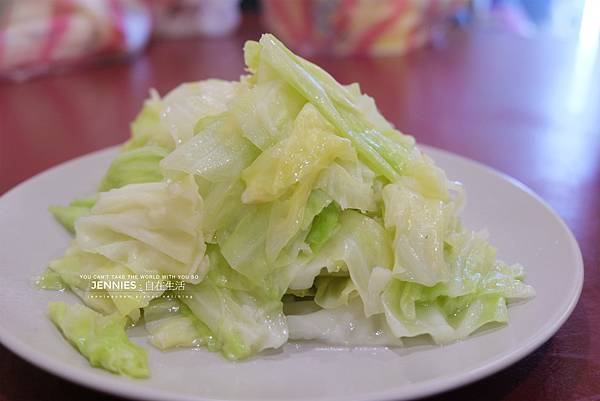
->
[0, 145, 584, 401]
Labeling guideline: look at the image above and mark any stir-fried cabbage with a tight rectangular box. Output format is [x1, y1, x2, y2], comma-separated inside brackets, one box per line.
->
[48, 302, 149, 378]
[42, 34, 534, 378]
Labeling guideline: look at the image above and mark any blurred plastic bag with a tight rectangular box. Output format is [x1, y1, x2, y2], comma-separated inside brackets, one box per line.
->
[262, 0, 468, 57]
[0, 0, 152, 82]
[151, 0, 241, 38]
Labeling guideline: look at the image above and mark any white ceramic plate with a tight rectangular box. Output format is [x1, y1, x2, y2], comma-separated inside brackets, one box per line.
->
[0, 146, 583, 401]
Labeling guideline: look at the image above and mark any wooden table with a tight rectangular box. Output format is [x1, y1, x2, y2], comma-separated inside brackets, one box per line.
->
[1, 14, 598, 401]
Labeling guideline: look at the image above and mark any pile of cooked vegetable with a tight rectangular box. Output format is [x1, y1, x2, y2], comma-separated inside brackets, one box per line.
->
[41, 34, 534, 378]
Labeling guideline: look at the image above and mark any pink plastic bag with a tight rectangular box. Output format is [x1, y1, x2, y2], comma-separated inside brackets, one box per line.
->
[0, 0, 152, 82]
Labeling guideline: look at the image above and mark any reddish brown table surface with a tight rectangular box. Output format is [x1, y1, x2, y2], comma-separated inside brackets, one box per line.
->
[1, 14, 599, 401]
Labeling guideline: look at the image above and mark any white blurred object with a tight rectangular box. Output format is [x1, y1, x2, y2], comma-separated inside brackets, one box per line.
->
[152, 0, 241, 38]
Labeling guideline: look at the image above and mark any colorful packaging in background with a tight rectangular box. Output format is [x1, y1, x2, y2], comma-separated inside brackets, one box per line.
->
[0, 0, 241, 82]
[262, 0, 469, 57]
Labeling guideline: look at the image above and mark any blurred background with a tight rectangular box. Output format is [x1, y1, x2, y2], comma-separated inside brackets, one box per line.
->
[0, 0, 597, 81]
